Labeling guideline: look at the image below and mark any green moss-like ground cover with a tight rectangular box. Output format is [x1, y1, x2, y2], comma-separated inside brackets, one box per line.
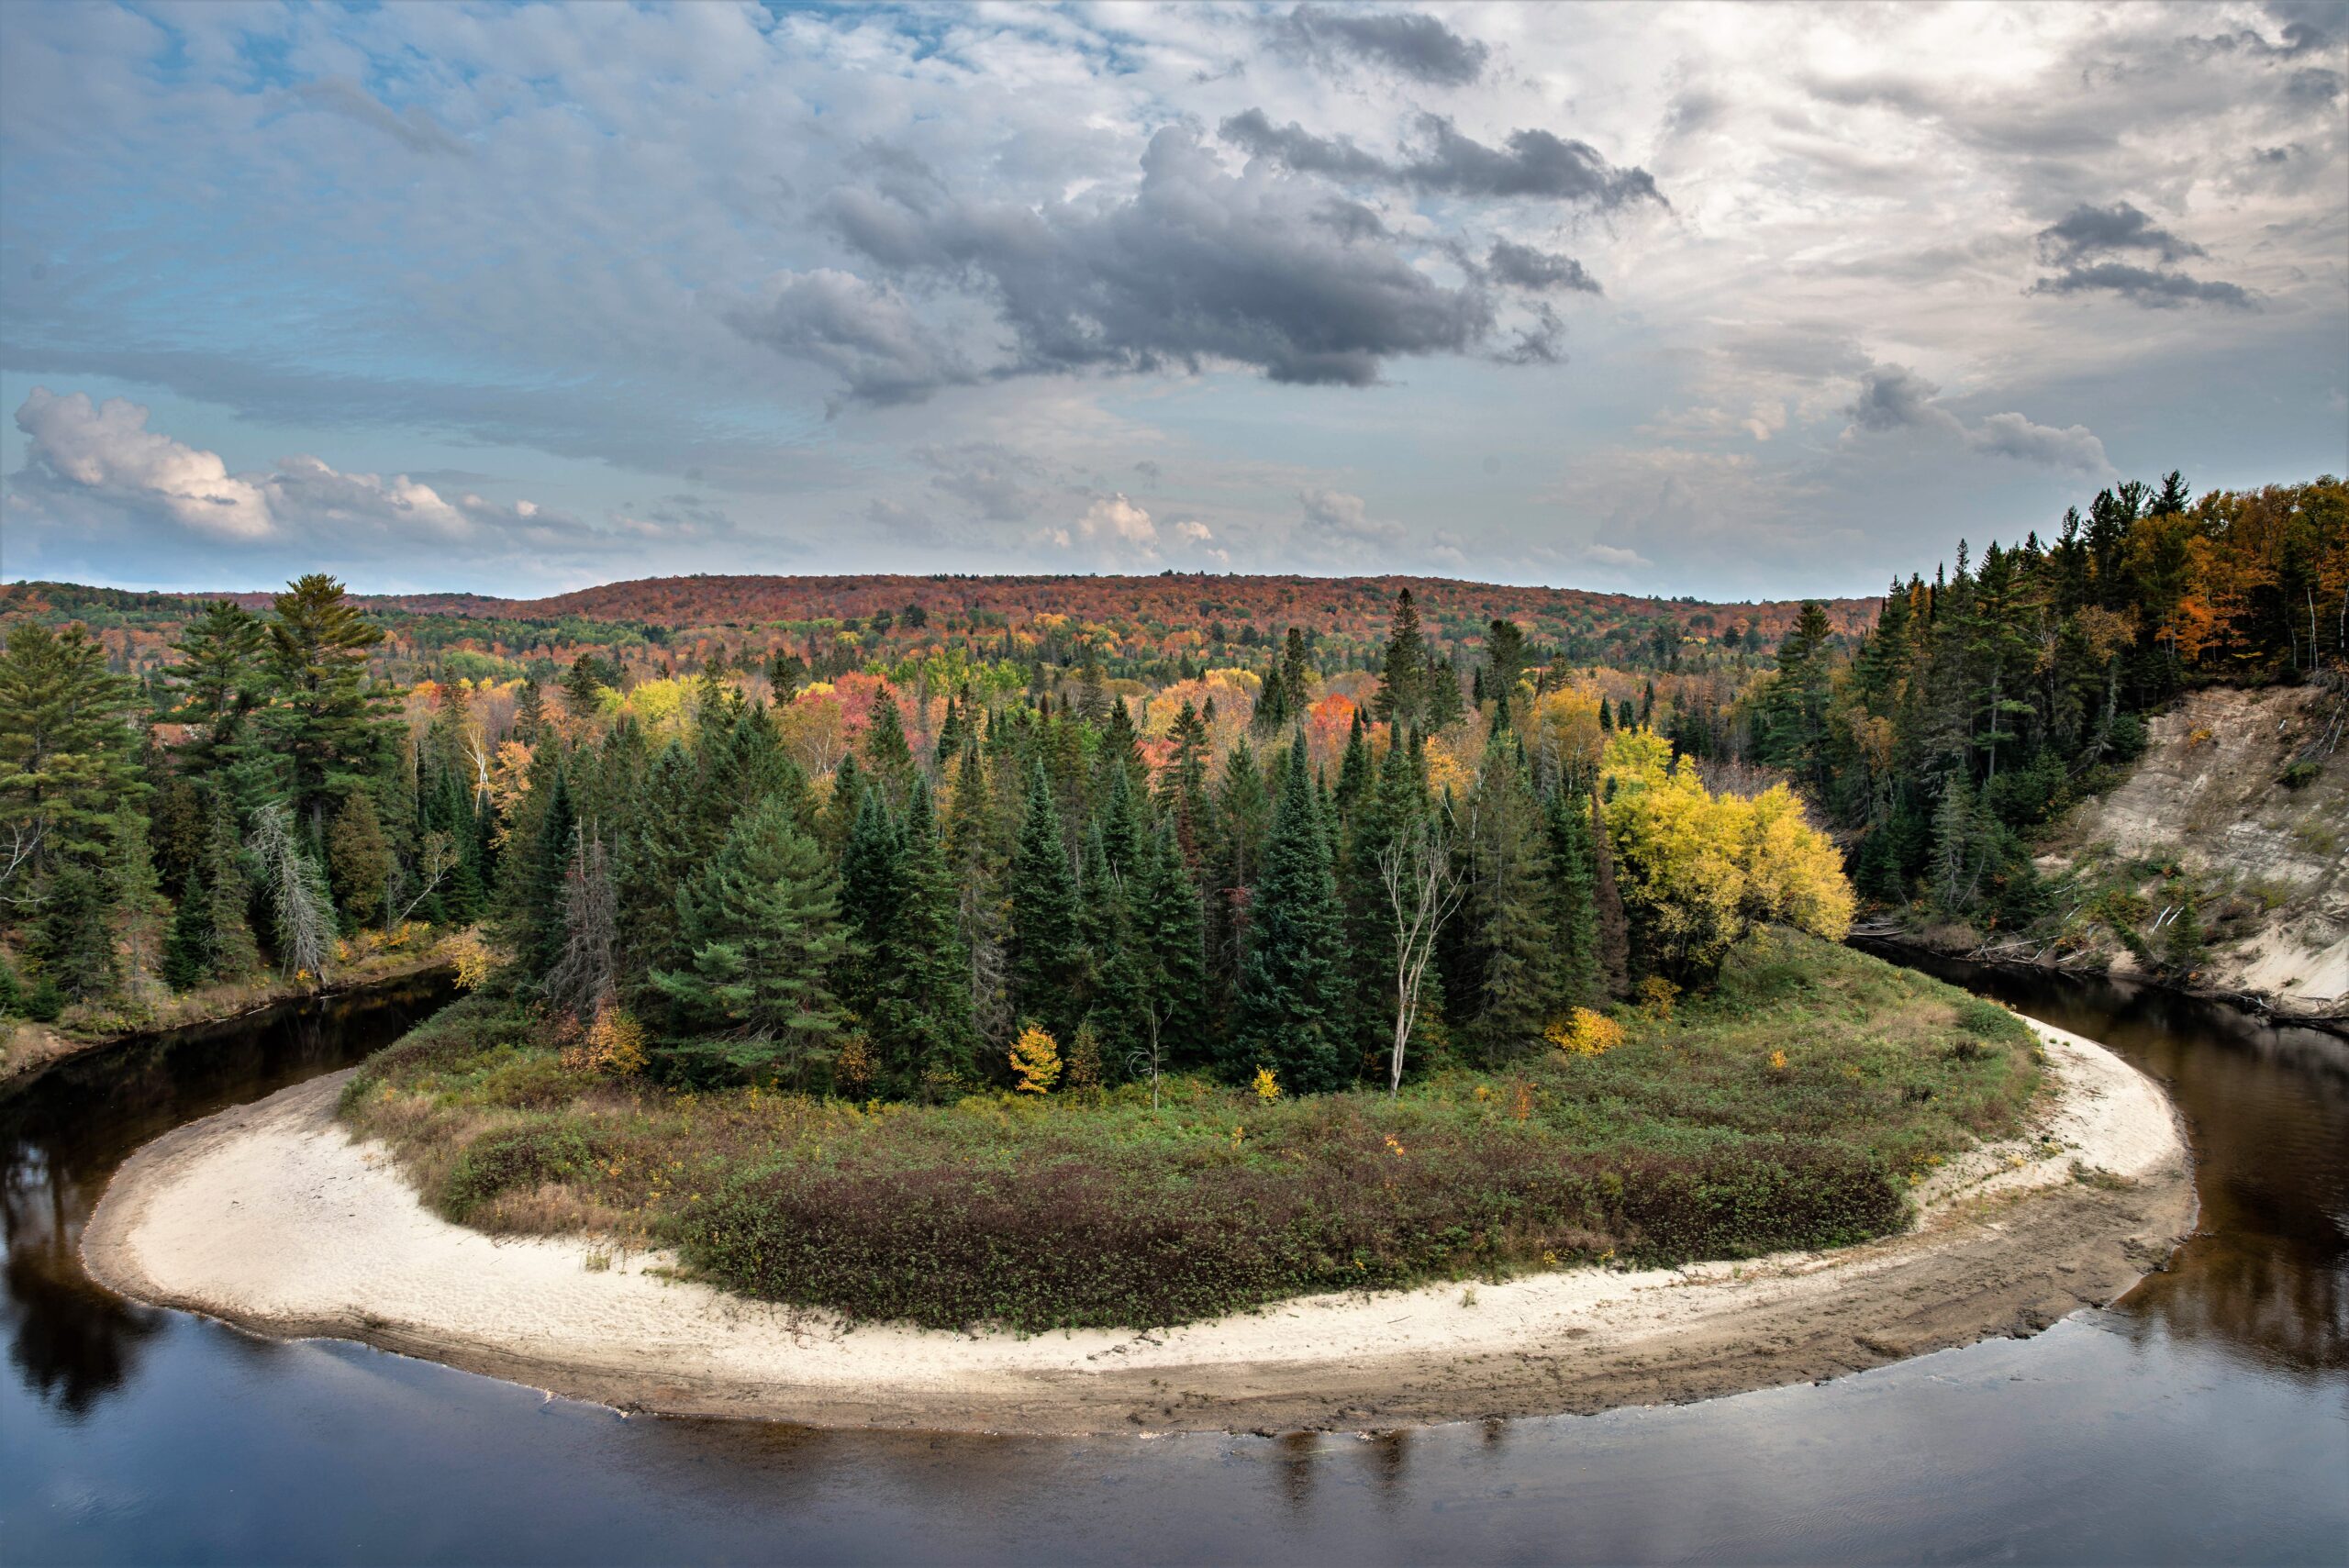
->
[339, 931, 2038, 1331]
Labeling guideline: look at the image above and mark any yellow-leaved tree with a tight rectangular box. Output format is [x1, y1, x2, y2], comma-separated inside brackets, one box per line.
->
[1601, 730, 1854, 978]
[1009, 1023, 1062, 1095]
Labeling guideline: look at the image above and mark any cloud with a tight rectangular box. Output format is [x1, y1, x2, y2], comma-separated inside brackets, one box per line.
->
[807, 125, 1510, 393]
[920, 443, 1047, 521]
[2036, 202, 2205, 265]
[1486, 239, 1601, 294]
[1299, 486, 1407, 544]
[1173, 518, 1215, 544]
[1843, 364, 1963, 436]
[1272, 6, 1489, 85]
[1967, 412, 2110, 473]
[10, 387, 578, 554]
[1840, 363, 2110, 473]
[722, 269, 974, 406]
[1076, 493, 1156, 547]
[14, 387, 273, 539]
[2028, 261, 2258, 310]
[1219, 110, 1664, 207]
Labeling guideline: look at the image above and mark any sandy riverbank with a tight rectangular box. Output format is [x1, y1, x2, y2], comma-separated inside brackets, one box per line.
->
[83, 1018, 2193, 1436]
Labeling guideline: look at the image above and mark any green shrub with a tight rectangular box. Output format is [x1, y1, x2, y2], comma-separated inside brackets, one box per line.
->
[440, 1120, 611, 1223]
[2277, 760, 2322, 790]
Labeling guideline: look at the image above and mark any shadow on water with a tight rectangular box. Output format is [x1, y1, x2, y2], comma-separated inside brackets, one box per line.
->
[2, 956, 2343, 1564]
[0, 974, 453, 1420]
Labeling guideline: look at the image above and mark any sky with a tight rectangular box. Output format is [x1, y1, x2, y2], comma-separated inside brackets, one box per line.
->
[1, 1, 2343, 602]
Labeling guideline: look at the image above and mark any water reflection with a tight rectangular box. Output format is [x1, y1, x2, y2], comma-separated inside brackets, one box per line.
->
[0, 974, 451, 1421]
[1859, 943, 2349, 1382]
[2, 960, 2343, 1564]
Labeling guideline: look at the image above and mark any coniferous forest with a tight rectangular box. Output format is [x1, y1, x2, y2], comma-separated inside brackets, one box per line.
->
[0, 473, 2339, 1089]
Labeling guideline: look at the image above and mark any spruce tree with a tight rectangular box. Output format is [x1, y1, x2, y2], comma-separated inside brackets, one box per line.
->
[164, 873, 214, 992]
[1375, 588, 1427, 730]
[1544, 786, 1602, 1006]
[326, 792, 393, 929]
[868, 779, 981, 1095]
[157, 601, 265, 784]
[1231, 733, 1349, 1092]
[37, 863, 116, 1003]
[1588, 790, 1631, 1000]
[1006, 765, 1085, 1043]
[0, 621, 142, 876]
[862, 687, 916, 806]
[1457, 745, 1559, 1059]
[201, 789, 261, 979]
[615, 742, 698, 987]
[650, 796, 849, 1081]
[1130, 818, 1209, 1077]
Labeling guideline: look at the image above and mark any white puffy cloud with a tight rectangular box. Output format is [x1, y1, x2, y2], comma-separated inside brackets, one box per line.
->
[1075, 493, 1157, 547]
[13, 387, 273, 539]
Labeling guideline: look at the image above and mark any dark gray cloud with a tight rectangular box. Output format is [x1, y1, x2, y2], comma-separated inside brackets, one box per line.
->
[1219, 109, 1664, 207]
[1486, 239, 1600, 294]
[2037, 201, 2205, 264]
[802, 126, 1524, 393]
[1844, 363, 1956, 433]
[1274, 6, 1489, 85]
[2029, 261, 2258, 310]
[722, 269, 974, 406]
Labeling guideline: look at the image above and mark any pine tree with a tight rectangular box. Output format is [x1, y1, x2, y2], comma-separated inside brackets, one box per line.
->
[261, 574, 395, 840]
[1006, 765, 1086, 1043]
[515, 766, 576, 979]
[1231, 733, 1349, 1091]
[109, 807, 170, 997]
[157, 601, 265, 784]
[651, 795, 849, 1082]
[0, 621, 142, 891]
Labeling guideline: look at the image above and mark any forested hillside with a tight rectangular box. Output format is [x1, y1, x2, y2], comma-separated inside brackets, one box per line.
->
[0, 470, 2337, 1060]
[1758, 474, 2346, 1006]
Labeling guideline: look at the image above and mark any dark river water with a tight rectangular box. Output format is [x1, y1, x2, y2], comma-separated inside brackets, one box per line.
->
[3, 960, 2343, 1565]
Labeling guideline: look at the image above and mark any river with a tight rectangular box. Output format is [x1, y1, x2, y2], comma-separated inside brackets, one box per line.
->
[3, 962, 2343, 1564]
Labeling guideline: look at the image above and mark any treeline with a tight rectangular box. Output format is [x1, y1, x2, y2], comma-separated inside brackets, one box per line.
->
[0, 574, 1851, 1095]
[1753, 473, 2347, 926]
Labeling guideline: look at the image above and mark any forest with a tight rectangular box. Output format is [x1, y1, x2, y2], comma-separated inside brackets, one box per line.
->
[0, 472, 2337, 1089]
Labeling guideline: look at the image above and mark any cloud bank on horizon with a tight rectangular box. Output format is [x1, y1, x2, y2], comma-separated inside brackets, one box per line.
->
[1, 1, 2343, 599]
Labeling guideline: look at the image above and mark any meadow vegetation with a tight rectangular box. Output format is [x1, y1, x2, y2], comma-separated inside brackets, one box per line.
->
[340, 930, 2037, 1331]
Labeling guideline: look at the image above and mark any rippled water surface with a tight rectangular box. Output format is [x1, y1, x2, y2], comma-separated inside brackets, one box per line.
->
[3, 962, 2343, 1565]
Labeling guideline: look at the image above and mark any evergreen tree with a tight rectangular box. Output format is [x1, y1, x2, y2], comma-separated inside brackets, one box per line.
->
[1454, 745, 1559, 1058]
[37, 863, 115, 1003]
[614, 741, 698, 988]
[201, 789, 260, 979]
[261, 574, 395, 838]
[867, 779, 981, 1095]
[516, 766, 576, 979]
[1231, 733, 1349, 1092]
[1544, 786, 1602, 1007]
[326, 791, 393, 929]
[0, 621, 142, 884]
[1130, 818, 1209, 1078]
[1375, 587, 1427, 730]
[1588, 790, 1631, 999]
[164, 873, 214, 992]
[157, 601, 266, 784]
[1006, 765, 1086, 1043]
[861, 687, 916, 805]
[561, 653, 607, 717]
[650, 796, 849, 1082]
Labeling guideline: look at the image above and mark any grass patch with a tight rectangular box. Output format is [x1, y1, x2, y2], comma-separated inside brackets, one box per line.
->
[341, 931, 2037, 1332]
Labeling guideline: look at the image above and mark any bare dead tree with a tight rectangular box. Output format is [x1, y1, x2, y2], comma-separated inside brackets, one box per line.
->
[0, 821, 46, 906]
[1380, 814, 1465, 1096]
[246, 804, 335, 980]
[383, 828, 458, 931]
[544, 830, 618, 1026]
